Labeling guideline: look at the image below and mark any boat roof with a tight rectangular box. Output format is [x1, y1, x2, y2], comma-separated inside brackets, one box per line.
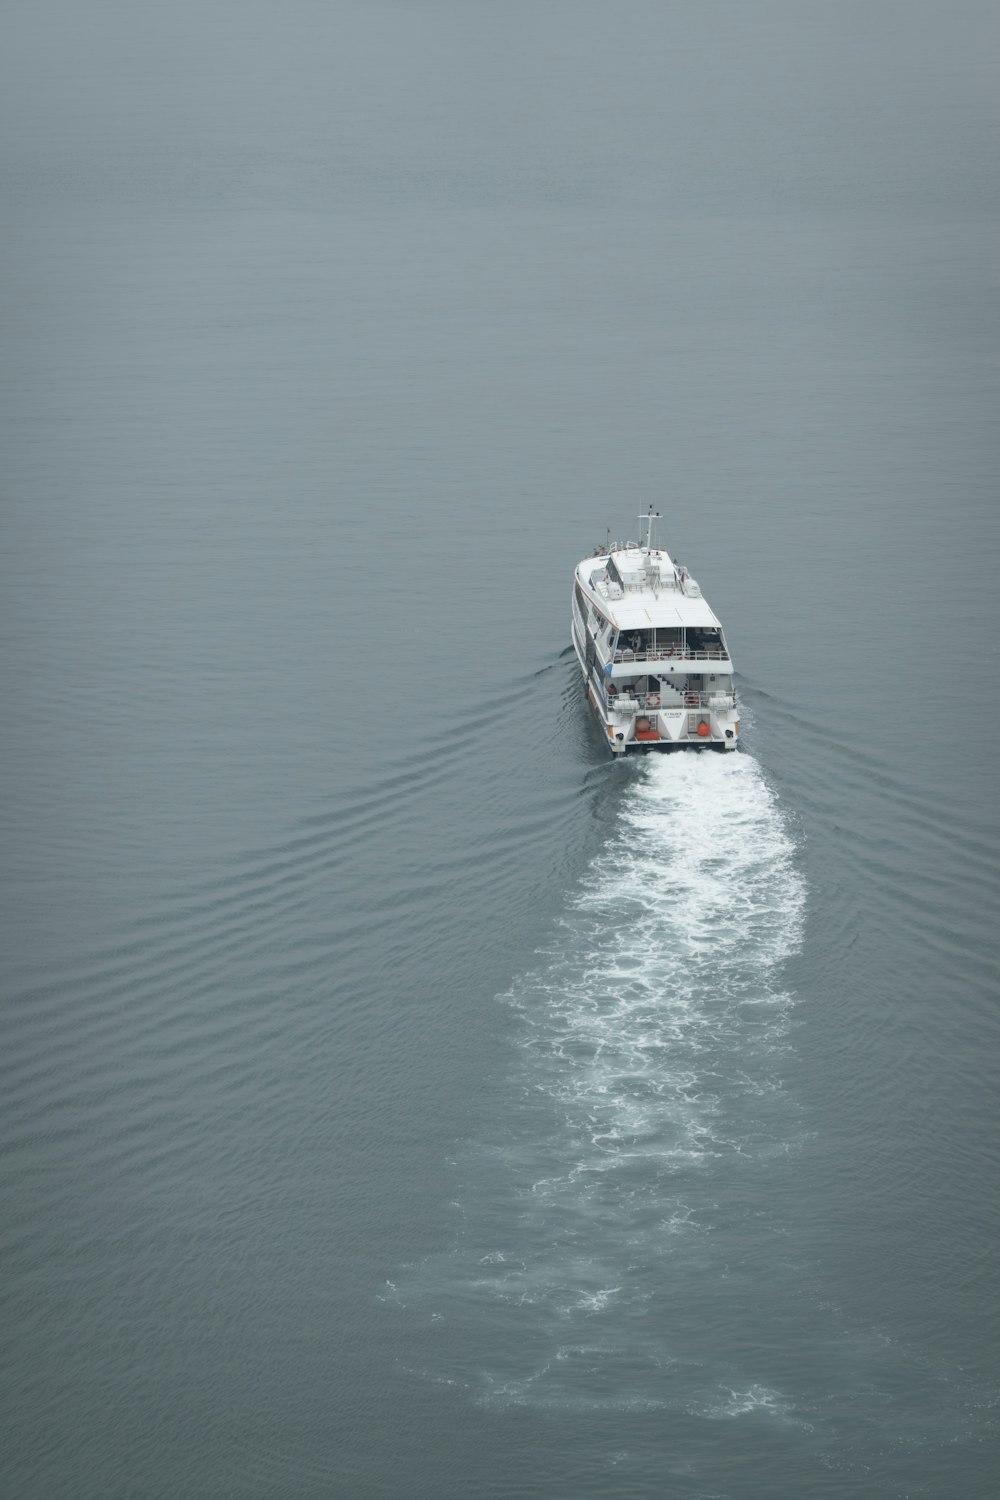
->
[605, 596, 722, 630]
[576, 547, 723, 631]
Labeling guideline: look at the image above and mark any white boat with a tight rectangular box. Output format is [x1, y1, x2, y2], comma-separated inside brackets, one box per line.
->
[572, 509, 740, 754]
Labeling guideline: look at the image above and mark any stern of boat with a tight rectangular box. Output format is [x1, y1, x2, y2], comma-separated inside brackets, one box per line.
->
[599, 693, 740, 752]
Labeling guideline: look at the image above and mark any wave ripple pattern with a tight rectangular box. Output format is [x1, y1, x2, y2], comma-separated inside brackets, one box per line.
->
[394, 754, 806, 1413]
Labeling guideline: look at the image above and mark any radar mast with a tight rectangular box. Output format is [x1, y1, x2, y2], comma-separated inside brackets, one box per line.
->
[638, 505, 661, 551]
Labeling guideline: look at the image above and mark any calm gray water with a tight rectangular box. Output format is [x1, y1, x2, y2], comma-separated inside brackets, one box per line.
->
[2, 3, 999, 1496]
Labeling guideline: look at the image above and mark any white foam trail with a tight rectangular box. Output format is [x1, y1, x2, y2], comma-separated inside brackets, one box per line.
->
[397, 752, 806, 1411]
[694, 1383, 812, 1427]
[507, 753, 803, 1183]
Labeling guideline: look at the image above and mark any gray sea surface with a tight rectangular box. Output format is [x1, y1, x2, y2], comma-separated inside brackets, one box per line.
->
[2, 2, 999, 1496]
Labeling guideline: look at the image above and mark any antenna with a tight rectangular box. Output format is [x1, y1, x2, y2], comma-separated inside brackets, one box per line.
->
[638, 505, 660, 551]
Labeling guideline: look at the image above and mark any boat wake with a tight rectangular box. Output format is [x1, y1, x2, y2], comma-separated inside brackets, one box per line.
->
[387, 752, 806, 1412]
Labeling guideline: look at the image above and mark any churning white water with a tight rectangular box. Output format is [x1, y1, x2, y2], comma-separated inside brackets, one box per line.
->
[392, 753, 808, 1412]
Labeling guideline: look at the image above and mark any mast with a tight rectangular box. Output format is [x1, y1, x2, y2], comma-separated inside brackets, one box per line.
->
[638, 505, 660, 551]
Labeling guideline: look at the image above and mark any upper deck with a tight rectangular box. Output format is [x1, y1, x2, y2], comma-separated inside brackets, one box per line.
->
[575, 545, 725, 635]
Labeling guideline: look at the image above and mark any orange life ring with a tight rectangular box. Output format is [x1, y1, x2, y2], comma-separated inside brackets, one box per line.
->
[646, 694, 660, 709]
[684, 693, 698, 708]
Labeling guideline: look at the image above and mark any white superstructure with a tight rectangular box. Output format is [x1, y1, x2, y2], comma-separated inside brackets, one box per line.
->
[572, 509, 740, 754]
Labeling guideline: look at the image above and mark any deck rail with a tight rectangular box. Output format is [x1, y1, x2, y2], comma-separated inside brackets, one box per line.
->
[611, 646, 729, 664]
[607, 690, 736, 714]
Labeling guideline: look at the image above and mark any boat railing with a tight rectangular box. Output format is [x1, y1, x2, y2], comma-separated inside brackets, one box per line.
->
[607, 578, 683, 595]
[595, 578, 683, 601]
[607, 689, 735, 714]
[611, 646, 729, 664]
